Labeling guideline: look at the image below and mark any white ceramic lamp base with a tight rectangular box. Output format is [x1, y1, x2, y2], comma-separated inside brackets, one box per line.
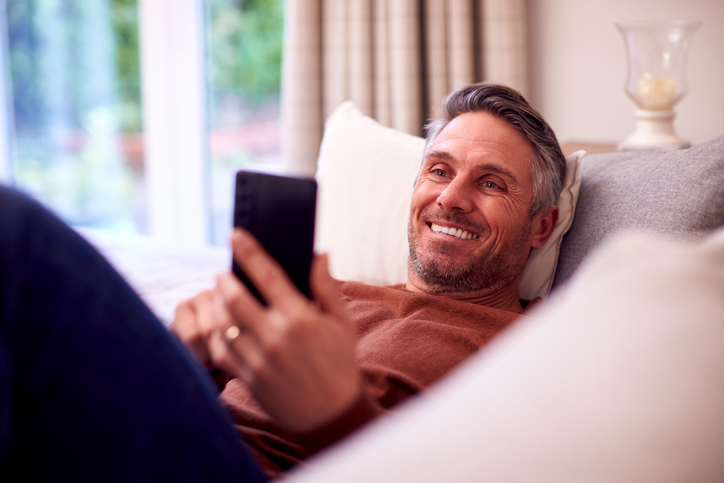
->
[618, 108, 691, 151]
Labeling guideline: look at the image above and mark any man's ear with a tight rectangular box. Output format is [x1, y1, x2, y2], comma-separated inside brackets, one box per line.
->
[530, 206, 559, 249]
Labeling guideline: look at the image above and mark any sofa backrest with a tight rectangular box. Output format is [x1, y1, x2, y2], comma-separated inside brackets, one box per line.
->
[553, 135, 724, 292]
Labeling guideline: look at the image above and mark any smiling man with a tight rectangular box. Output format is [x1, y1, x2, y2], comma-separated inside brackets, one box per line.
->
[407, 99, 561, 312]
[173, 82, 567, 478]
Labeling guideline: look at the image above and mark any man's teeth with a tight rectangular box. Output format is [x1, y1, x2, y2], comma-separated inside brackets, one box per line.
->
[430, 223, 479, 240]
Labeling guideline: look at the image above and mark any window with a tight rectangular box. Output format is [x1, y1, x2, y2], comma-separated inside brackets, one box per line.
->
[0, 0, 284, 246]
[4, 0, 144, 232]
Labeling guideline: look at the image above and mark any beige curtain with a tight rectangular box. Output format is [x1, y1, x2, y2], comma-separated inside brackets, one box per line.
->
[281, 0, 529, 175]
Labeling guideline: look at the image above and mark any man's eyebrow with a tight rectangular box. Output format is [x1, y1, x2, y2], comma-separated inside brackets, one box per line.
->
[477, 163, 518, 181]
[424, 150, 453, 162]
[424, 150, 519, 181]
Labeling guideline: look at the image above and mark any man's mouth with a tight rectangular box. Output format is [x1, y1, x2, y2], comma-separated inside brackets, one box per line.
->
[429, 222, 479, 240]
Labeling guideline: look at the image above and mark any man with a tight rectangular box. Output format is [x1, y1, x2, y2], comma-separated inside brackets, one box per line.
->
[0, 82, 564, 480]
[172, 82, 566, 476]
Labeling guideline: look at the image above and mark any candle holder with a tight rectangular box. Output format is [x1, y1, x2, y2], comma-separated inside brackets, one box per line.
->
[616, 20, 701, 151]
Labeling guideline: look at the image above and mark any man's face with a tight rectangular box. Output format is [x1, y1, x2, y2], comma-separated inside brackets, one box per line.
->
[407, 111, 539, 295]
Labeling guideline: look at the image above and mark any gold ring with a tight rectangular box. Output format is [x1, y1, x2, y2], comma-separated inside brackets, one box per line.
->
[225, 326, 241, 342]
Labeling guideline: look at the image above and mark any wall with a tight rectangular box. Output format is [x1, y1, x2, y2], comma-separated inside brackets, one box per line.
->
[527, 0, 724, 146]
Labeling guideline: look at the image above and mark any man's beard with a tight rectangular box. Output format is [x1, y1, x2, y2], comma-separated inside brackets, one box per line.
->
[408, 216, 532, 295]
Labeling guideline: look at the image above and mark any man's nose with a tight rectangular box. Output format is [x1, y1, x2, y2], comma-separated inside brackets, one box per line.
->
[436, 178, 473, 213]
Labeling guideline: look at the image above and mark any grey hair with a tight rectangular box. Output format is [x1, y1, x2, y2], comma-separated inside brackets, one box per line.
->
[424, 82, 566, 218]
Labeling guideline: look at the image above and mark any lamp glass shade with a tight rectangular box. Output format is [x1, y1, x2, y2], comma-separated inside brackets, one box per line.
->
[616, 21, 701, 111]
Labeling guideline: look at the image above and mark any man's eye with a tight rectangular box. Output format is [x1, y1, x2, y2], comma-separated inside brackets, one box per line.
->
[432, 169, 447, 177]
[483, 180, 501, 189]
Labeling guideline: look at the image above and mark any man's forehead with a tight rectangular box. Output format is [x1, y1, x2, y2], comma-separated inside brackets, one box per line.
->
[435, 112, 528, 147]
[424, 114, 534, 176]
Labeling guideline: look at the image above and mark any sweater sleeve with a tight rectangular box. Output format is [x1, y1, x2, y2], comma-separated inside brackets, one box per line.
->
[296, 390, 385, 456]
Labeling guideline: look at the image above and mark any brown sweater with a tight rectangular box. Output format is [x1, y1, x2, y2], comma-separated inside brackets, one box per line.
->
[219, 281, 530, 477]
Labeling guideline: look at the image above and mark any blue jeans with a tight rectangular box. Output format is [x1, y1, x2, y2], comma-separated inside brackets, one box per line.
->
[0, 186, 267, 482]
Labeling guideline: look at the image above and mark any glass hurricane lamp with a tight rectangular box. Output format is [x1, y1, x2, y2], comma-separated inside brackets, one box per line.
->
[616, 20, 702, 151]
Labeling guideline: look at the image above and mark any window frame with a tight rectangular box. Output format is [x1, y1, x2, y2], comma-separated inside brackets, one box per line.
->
[139, 0, 211, 244]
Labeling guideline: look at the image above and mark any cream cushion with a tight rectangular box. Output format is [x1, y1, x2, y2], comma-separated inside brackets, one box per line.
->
[289, 227, 724, 482]
[314, 101, 583, 299]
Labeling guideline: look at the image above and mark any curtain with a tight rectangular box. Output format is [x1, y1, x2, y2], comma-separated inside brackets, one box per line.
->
[281, 0, 529, 175]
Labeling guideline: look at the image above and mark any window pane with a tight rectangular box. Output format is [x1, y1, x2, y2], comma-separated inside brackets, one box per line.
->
[206, 0, 284, 245]
[5, 0, 143, 232]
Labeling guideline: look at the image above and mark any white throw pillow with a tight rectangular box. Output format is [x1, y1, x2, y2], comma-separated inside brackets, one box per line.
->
[314, 101, 584, 299]
[314, 102, 424, 286]
[518, 149, 583, 300]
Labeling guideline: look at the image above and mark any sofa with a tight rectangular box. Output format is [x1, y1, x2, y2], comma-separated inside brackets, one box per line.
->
[314, 101, 724, 295]
[83, 103, 724, 482]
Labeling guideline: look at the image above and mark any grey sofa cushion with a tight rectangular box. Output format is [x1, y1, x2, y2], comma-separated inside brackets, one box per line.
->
[553, 135, 724, 290]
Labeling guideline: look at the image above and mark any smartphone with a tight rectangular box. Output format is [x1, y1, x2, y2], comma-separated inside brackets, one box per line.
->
[232, 170, 317, 304]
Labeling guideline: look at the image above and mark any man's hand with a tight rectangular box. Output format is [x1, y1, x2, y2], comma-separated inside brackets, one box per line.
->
[207, 229, 362, 433]
[171, 290, 220, 370]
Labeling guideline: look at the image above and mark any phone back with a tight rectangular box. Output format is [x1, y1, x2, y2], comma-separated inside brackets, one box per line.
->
[233, 170, 317, 303]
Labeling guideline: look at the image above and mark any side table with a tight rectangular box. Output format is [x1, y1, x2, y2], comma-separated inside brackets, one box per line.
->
[560, 141, 618, 157]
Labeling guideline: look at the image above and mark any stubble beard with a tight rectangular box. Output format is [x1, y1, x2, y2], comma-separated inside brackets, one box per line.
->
[408, 217, 532, 295]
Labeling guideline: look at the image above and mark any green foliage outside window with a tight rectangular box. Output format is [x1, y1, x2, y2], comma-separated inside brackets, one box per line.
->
[111, 0, 142, 133]
[207, 0, 284, 124]
[7, 0, 283, 133]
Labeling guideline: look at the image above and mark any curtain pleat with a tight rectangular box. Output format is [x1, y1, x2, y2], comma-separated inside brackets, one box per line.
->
[373, 0, 392, 127]
[424, 0, 448, 118]
[281, 0, 529, 175]
[482, 0, 529, 95]
[447, 0, 475, 90]
[349, 0, 374, 116]
[389, 0, 422, 135]
[322, 0, 348, 118]
[280, 0, 323, 176]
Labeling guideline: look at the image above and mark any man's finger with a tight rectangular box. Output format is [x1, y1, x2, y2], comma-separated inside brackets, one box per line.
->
[216, 270, 268, 340]
[207, 326, 265, 384]
[207, 328, 250, 380]
[311, 253, 348, 321]
[171, 298, 210, 366]
[191, 290, 218, 335]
